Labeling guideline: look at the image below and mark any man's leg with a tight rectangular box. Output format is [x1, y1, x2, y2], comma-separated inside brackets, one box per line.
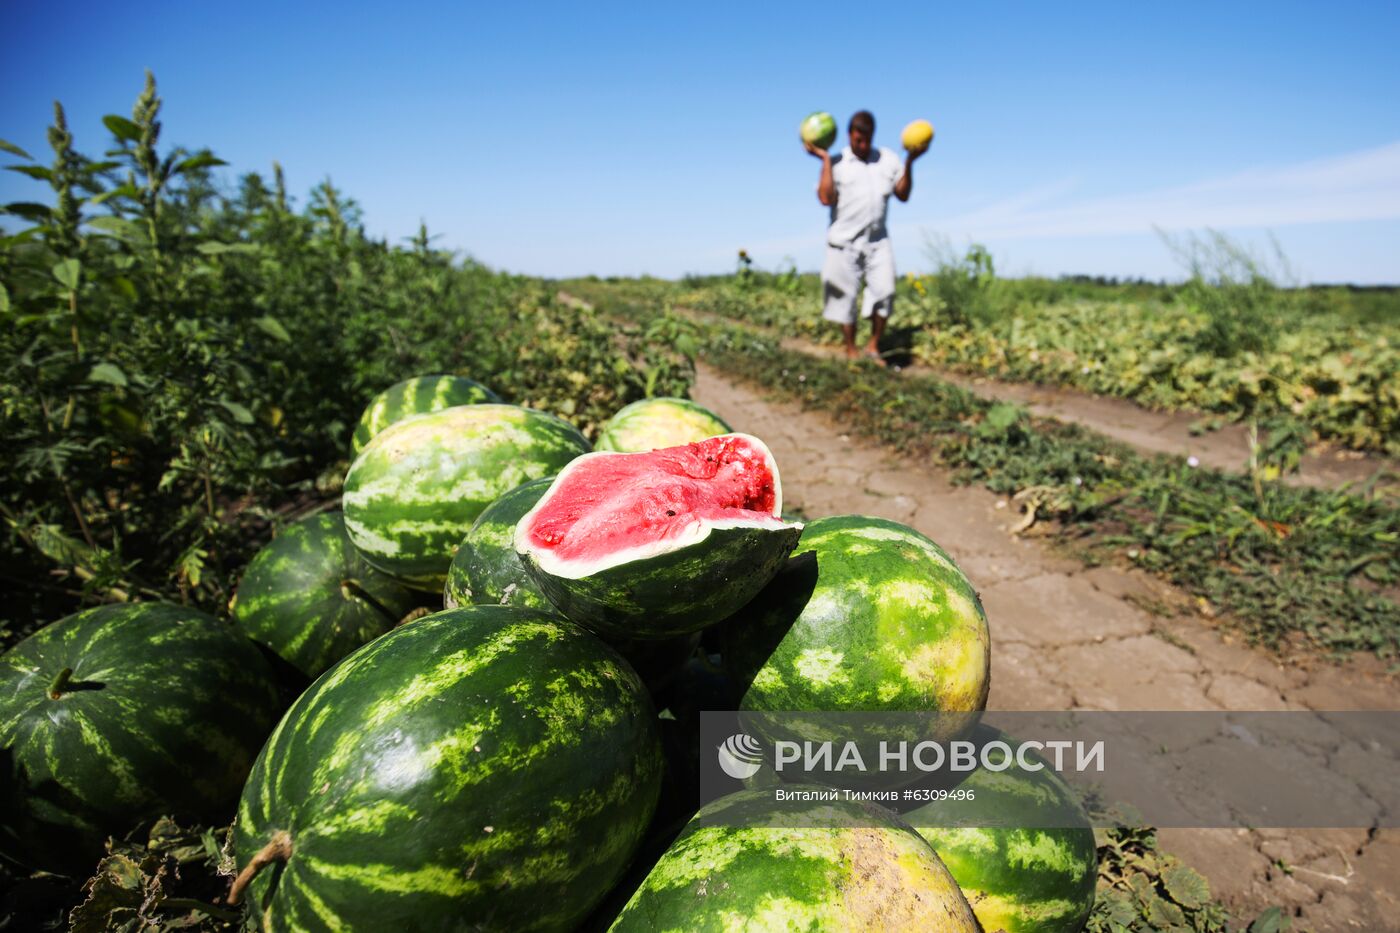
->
[821, 243, 860, 357]
[867, 312, 888, 356]
[863, 238, 897, 364]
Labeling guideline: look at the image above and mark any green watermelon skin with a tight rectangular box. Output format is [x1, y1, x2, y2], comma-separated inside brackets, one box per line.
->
[234, 606, 663, 933]
[904, 730, 1098, 933]
[521, 522, 802, 640]
[722, 515, 990, 715]
[350, 374, 500, 456]
[343, 404, 590, 591]
[595, 398, 732, 453]
[233, 512, 420, 680]
[0, 603, 280, 874]
[607, 788, 979, 932]
[443, 476, 555, 611]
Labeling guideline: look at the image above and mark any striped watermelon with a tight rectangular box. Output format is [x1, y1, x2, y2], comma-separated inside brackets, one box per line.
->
[516, 434, 802, 640]
[595, 398, 732, 453]
[904, 728, 1098, 933]
[343, 404, 590, 591]
[443, 476, 555, 611]
[722, 515, 990, 717]
[350, 374, 500, 456]
[0, 603, 280, 874]
[607, 788, 979, 931]
[232, 511, 421, 680]
[233, 606, 663, 932]
[443, 476, 700, 691]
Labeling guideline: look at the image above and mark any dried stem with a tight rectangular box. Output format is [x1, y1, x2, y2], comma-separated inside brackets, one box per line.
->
[227, 830, 292, 906]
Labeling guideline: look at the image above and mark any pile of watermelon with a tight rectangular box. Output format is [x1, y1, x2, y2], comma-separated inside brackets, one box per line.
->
[0, 374, 1099, 931]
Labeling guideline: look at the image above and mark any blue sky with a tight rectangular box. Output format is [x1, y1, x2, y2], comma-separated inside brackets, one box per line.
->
[3, 1, 1398, 283]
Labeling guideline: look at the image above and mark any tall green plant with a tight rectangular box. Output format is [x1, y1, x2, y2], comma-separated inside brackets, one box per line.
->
[1, 75, 695, 648]
[1160, 229, 1295, 358]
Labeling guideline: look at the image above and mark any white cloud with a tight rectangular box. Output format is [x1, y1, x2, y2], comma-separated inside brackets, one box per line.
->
[902, 140, 1400, 242]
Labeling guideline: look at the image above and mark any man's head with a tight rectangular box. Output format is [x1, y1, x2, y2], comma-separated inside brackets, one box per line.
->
[848, 111, 875, 160]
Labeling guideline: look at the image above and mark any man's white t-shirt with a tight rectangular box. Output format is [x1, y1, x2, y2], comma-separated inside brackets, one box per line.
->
[826, 146, 903, 247]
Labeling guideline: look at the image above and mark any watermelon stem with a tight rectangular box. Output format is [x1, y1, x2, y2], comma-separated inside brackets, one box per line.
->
[340, 578, 398, 626]
[48, 667, 74, 699]
[227, 830, 293, 906]
[396, 606, 432, 627]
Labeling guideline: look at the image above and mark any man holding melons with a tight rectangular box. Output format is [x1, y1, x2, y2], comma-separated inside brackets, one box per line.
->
[801, 110, 932, 364]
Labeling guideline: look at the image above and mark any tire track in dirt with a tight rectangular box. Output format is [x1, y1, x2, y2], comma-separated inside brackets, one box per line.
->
[689, 361, 1400, 931]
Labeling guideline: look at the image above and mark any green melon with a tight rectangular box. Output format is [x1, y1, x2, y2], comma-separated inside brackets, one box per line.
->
[350, 374, 500, 456]
[0, 603, 280, 874]
[233, 606, 663, 932]
[595, 398, 732, 453]
[233, 511, 420, 680]
[904, 728, 1098, 933]
[516, 434, 801, 640]
[607, 788, 979, 931]
[343, 404, 590, 591]
[722, 515, 990, 716]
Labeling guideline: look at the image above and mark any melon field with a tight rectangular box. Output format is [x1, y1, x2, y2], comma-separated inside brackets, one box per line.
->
[3, 77, 1397, 932]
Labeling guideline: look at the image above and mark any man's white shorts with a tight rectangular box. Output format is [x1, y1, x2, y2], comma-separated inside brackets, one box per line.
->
[821, 234, 896, 325]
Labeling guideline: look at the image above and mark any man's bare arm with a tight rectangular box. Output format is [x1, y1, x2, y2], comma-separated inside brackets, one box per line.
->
[893, 146, 925, 202]
[805, 141, 837, 206]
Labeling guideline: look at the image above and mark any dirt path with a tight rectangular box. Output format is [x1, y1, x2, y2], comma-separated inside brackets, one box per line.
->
[689, 361, 1400, 931]
[772, 330, 1395, 493]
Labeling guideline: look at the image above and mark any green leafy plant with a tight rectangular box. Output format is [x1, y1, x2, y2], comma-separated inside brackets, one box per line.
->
[0, 76, 694, 649]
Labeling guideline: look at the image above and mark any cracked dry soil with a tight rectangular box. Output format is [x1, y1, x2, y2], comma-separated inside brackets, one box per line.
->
[689, 361, 1400, 932]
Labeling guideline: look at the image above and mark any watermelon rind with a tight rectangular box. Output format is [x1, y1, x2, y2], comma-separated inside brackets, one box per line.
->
[523, 522, 801, 640]
[233, 511, 420, 679]
[350, 374, 500, 456]
[607, 787, 979, 931]
[595, 397, 732, 453]
[904, 728, 1098, 933]
[0, 603, 280, 874]
[343, 403, 590, 591]
[234, 605, 664, 932]
[722, 515, 990, 716]
[515, 435, 802, 640]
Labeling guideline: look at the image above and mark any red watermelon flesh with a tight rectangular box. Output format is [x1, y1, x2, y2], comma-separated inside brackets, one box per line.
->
[520, 434, 786, 574]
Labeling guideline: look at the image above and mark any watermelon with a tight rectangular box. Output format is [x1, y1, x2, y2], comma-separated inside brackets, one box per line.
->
[343, 403, 590, 591]
[595, 398, 732, 453]
[515, 434, 802, 640]
[0, 603, 280, 874]
[232, 606, 663, 932]
[233, 511, 420, 680]
[350, 374, 500, 456]
[800, 111, 838, 151]
[722, 515, 990, 717]
[443, 476, 556, 611]
[904, 728, 1098, 933]
[443, 476, 700, 691]
[607, 788, 979, 931]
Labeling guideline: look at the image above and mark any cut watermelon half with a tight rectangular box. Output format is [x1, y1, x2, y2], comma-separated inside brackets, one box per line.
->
[516, 434, 802, 639]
